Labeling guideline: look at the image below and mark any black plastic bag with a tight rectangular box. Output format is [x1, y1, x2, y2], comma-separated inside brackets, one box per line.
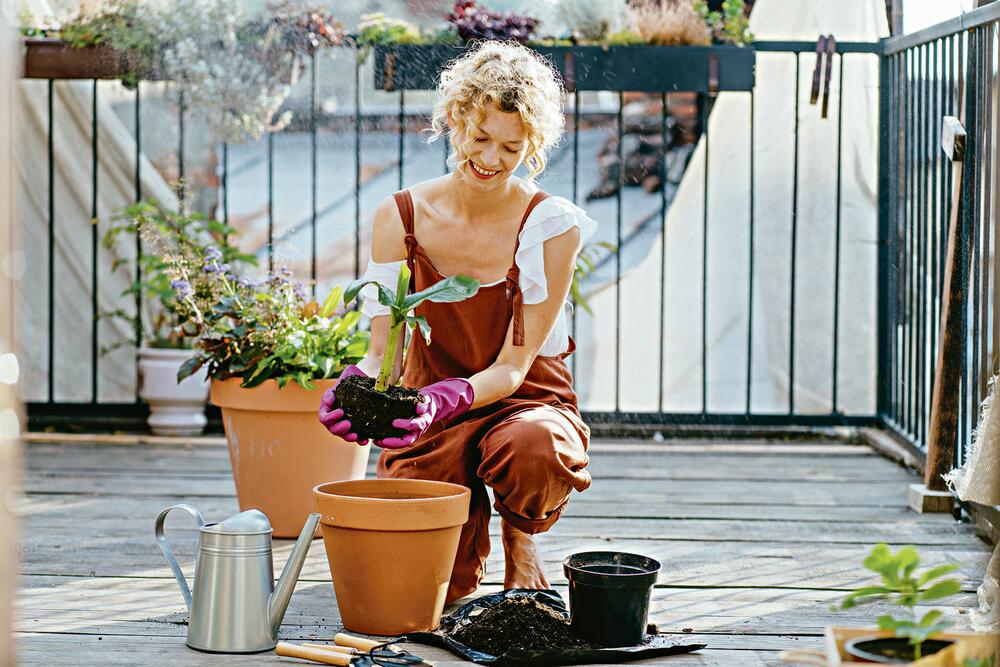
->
[404, 589, 705, 666]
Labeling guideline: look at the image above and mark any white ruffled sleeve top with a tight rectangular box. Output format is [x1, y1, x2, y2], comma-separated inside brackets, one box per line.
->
[359, 195, 599, 358]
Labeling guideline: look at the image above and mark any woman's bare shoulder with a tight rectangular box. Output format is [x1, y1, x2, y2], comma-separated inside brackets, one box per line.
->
[370, 195, 407, 263]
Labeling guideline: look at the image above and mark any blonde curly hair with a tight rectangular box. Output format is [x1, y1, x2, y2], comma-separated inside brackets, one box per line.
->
[429, 41, 566, 182]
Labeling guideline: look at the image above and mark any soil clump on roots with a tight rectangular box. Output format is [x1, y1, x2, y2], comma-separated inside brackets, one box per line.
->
[334, 375, 421, 440]
[451, 597, 595, 655]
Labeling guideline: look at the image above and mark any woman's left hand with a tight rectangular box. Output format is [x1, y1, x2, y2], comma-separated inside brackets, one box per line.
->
[374, 378, 474, 448]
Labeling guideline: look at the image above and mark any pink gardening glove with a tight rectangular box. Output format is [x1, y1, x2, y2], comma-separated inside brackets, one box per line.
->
[374, 378, 475, 449]
[318, 364, 370, 445]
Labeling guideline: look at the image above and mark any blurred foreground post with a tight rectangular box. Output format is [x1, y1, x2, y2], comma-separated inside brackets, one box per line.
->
[0, 9, 22, 667]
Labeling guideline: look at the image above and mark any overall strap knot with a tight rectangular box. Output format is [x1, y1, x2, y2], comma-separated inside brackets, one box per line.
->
[404, 233, 420, 262]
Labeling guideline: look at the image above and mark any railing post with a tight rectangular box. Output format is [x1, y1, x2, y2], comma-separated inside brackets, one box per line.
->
[876, 46, 892, 419]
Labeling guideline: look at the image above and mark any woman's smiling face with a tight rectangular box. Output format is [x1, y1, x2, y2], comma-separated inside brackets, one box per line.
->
[456, 102, 529, 191]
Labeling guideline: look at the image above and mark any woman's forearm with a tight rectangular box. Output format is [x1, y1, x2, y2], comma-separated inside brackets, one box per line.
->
[467, 362, 526, 409]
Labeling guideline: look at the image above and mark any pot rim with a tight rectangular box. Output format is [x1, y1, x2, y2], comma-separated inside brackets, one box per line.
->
[563, 550, 661, 588]
[843, 636, 954, 664]
[313, 478, 470, 504]
[138, 346, 197, 358]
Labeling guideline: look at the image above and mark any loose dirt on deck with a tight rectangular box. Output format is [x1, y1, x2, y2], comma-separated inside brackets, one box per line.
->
[451, 597, 595, 655]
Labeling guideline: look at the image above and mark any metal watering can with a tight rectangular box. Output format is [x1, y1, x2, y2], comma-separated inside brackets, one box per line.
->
[155, 504, 321, 653]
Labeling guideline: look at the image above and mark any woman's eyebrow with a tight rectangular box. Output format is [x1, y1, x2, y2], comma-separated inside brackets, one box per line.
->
[473, 126, 523, 145]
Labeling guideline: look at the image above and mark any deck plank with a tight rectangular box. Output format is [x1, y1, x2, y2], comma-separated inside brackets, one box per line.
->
[14, 438, 992, 666]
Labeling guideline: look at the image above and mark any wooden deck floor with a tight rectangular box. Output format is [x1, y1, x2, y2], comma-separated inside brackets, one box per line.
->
[13, 435, 994, 666]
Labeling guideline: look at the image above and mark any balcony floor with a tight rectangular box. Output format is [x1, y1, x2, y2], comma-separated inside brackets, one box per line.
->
[14, 434, 993, 665]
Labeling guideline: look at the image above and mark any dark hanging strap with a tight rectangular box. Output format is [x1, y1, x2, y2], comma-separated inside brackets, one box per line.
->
[506, 191, 550, 346]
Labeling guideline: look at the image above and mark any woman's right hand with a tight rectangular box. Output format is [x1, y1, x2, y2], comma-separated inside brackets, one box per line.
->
[318, 364, 369, 445]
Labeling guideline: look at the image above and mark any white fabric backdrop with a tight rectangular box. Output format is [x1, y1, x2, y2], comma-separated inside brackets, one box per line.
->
[573, 0, 888, 415]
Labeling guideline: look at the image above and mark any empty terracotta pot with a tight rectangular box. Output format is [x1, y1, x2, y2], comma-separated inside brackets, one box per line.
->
[313, 479, 471, 635]
[211, 378, 370, 538]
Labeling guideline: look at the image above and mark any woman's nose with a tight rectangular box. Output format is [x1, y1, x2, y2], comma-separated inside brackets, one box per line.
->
[480, 145, 500, 167]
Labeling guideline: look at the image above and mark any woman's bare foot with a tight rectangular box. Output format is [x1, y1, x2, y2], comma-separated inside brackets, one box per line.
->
[501, 519, 549, 590]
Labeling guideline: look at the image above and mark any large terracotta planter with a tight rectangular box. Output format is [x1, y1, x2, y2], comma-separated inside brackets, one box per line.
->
[211, 378, 369, 538]
[313, 479, 471, 635]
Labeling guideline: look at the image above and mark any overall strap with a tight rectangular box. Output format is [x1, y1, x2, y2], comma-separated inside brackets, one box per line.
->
[392, 190, 420, 294]
[506, 191, 550, 346]
[392, 190, 419, 261]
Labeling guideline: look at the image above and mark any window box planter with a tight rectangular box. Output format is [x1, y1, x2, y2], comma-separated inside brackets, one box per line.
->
[22, 37, 153, 80]
[373, 43, 755, 93]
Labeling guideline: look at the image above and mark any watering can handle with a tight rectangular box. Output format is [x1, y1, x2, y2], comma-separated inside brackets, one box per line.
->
[154, 504, 205, 612]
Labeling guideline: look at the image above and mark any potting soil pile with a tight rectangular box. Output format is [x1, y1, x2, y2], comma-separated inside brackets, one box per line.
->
[404, 589, 706, 666]
[451, 596, 595, 654]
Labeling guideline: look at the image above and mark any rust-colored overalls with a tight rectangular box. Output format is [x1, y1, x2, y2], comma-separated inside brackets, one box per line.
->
[377, 189, 592, 602]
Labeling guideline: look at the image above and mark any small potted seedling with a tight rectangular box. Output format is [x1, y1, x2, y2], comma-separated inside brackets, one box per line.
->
[338, 264, 479, 440]
[834, 543, 964, 663]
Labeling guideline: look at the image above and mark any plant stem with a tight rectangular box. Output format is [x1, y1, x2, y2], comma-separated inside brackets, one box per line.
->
[376, 318, 402, 392]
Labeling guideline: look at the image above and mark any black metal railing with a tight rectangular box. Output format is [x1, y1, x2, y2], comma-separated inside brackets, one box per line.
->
[20, 22, 994, 464]
[879, 4, 999, 467]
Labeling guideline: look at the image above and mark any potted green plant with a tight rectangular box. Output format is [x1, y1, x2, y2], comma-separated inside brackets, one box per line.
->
[336, 263, 479, 440]
[102, 201, 252, 436]
[20, 0, 346, 141]
[833, 543, 966, 663]
[371, 0, 755, 94]
[174, 258, 370, 537]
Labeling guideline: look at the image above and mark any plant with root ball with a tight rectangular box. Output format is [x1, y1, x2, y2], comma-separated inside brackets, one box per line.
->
[345, 264, 479, 391]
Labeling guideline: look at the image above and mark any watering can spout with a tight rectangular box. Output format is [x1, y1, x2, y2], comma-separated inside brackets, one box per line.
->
[268, 513, 321, 636]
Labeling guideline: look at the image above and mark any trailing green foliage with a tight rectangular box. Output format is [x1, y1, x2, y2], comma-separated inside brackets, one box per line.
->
[177, 274, 369, 390]
[836, 543, 964, 660]
[693, 0, 754, 46]
[345, 264, 479, 392]
[101, 201, 253, 351]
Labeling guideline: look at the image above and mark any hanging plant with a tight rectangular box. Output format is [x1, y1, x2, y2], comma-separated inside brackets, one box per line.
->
[447, 1, 540, 44]
[20, 0, 347, 143]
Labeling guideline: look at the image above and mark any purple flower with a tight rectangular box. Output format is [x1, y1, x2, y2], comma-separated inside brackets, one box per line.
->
[205, 246, 223, 261]
[293, 281, 308, 300]
[237, 276, 256, 289]
[171, 279, 193, 300]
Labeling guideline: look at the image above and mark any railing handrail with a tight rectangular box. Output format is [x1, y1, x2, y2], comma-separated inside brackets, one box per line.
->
[882, 1, 1000, 55]
[751, 40, 880, 54]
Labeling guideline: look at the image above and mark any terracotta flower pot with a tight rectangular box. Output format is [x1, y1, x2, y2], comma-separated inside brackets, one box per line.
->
[211, 378, 369, 538]
[313, 479, 471, 635]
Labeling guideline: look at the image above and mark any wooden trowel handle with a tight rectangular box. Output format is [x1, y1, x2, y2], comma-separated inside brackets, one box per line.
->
[334, 632, 382, 651]
[275, 641, 353, 666]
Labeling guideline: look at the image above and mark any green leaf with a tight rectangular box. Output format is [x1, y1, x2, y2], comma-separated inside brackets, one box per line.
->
[177, 356, 203, 382]
[402, 275, 479, 311]
[917, 610, 944, 627]
[344, 279, 396, 309]
[897, 546, 921, 580]
[296, 372, 314, 390]
[407, 314, 431, 344]
[395, 263, 411, 308]
[917, 564, 960, 586]
[319, 285, 342, 318]
[839, 586, 894, 609]
[919, 579, 962, 602]
[876, 615, 904, 632]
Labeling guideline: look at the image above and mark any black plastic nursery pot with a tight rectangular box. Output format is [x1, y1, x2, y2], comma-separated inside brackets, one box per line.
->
[844, 636, 954, 664]
[562, 551, 661, 648]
